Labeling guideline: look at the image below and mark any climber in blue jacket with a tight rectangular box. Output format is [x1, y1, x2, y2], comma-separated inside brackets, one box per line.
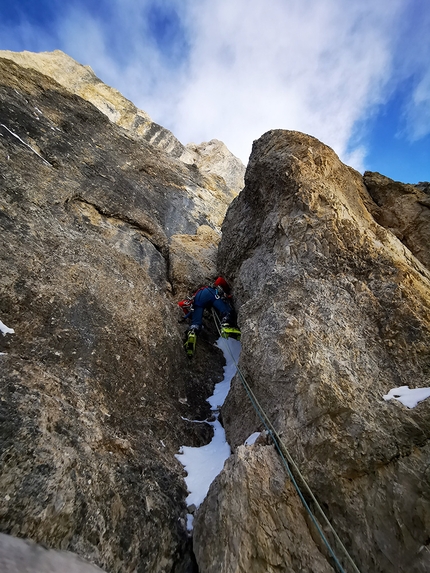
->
[178, 277, 239, 357]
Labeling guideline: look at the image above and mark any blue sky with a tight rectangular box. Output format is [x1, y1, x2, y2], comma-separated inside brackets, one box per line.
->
[0, 0, 429, 183]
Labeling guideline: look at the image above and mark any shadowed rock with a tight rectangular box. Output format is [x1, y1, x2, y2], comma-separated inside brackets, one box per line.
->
[0, 55, 236, 573]
[363, 170, 430, 270]
[0, 533, 107, 573]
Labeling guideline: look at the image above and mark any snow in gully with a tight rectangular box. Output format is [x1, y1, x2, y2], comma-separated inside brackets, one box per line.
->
[176, 336, 241, 530]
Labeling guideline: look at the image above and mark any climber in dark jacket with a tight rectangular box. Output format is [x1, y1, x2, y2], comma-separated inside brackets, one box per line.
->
[179, 277, 238, 357]
[188, 279, 232, 333]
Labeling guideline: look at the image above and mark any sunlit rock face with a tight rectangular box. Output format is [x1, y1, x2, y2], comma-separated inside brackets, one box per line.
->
[186, 139, 246, 196]
[196, 130, 430, 572]
[0, 55, 241, 573]
[0, 50, 245, 195]
[0, 48, 190, 159]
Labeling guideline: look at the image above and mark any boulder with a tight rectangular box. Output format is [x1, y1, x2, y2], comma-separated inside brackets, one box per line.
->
[194, 445, 335, 573]
[0, 532, 106, 573]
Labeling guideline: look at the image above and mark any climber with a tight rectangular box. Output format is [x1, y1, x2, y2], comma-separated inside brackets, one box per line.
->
[178, 277, 240, 357]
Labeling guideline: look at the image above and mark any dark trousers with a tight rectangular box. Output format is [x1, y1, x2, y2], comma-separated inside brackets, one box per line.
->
[190, 287, 231, 329]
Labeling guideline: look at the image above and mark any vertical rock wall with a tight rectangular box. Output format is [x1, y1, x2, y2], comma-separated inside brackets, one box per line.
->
[0, 55, 240, 572]
[194, 130, 430, 573]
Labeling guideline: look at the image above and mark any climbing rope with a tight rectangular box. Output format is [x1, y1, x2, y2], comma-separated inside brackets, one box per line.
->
[212, 309, 361, 573]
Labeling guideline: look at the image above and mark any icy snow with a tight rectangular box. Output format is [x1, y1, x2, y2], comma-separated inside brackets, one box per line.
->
[0, 320, 14, 336]
[383, 386, 430, 409]
[245, 431, 261, 446]
[0, 124, 51, 166]
[176, 336, 241, 530]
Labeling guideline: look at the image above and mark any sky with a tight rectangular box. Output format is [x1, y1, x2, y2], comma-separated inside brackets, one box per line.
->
[0, 0, 429, 183]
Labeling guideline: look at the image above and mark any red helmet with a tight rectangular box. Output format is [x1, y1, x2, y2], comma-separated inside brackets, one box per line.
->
[214, 277, 230, 293]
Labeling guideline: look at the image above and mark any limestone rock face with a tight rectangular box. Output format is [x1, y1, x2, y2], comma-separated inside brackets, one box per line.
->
[0, 49, 194, 162]
[169, 226, 221, 298]
[186, 139, 245, 195]
[0, 55, 236, 572]
[194, 445, 334, 573]
[0, 50, 246, 198]
[363, 171, 430, 270]
[197, 130, 430, 572]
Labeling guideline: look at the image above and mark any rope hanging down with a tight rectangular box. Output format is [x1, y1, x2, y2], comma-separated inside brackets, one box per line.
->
[212, 309, 361, 573]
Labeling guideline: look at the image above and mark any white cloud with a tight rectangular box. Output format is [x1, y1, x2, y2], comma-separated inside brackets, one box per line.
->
[165, 0, 405, 168]
[1, 0, 428, 174]
[405, 72, 430, 140]
[51, 1, 189, 123]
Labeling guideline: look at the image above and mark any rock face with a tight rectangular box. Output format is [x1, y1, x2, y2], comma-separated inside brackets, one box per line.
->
[169, 226, 221, 299]
[194, 445, 334, 573]
[0, 50, 245, 194]
[194, 130, 430, 572]
[0, 532, 106, 573]
[363, 171, 430, 270]
[0, 49, 193, 163]
[186, 139, 246, 195]
[0, 54, 241, 572]
[3, 48, 430, 573]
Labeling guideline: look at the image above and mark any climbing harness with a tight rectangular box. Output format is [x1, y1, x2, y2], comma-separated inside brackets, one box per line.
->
[211, 309, 361, 573]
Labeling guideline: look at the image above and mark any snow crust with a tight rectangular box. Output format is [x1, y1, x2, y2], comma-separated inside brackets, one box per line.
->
[383, 386, 430, 408]
[176, 336, 241, 530]
[0, 320, 14, 336]
[244, 431, 261, 446]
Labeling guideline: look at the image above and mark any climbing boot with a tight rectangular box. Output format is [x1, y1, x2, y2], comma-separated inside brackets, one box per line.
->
[220, 325, 241, 341]
[184, 329, 197, 358]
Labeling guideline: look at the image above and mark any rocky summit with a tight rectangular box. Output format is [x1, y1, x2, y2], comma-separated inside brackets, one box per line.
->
[1, 51, 430, 573]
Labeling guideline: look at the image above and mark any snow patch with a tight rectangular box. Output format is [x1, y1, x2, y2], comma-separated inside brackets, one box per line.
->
[176, 336, 241, 530]
[244, 431, 261, 446]
[0, 320, 14, 336]
[383, 386, 430, 409]
[0, 124, 52, 166]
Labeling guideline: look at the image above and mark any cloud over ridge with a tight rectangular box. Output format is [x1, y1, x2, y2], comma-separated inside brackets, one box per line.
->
[0, 0, 429, 177]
